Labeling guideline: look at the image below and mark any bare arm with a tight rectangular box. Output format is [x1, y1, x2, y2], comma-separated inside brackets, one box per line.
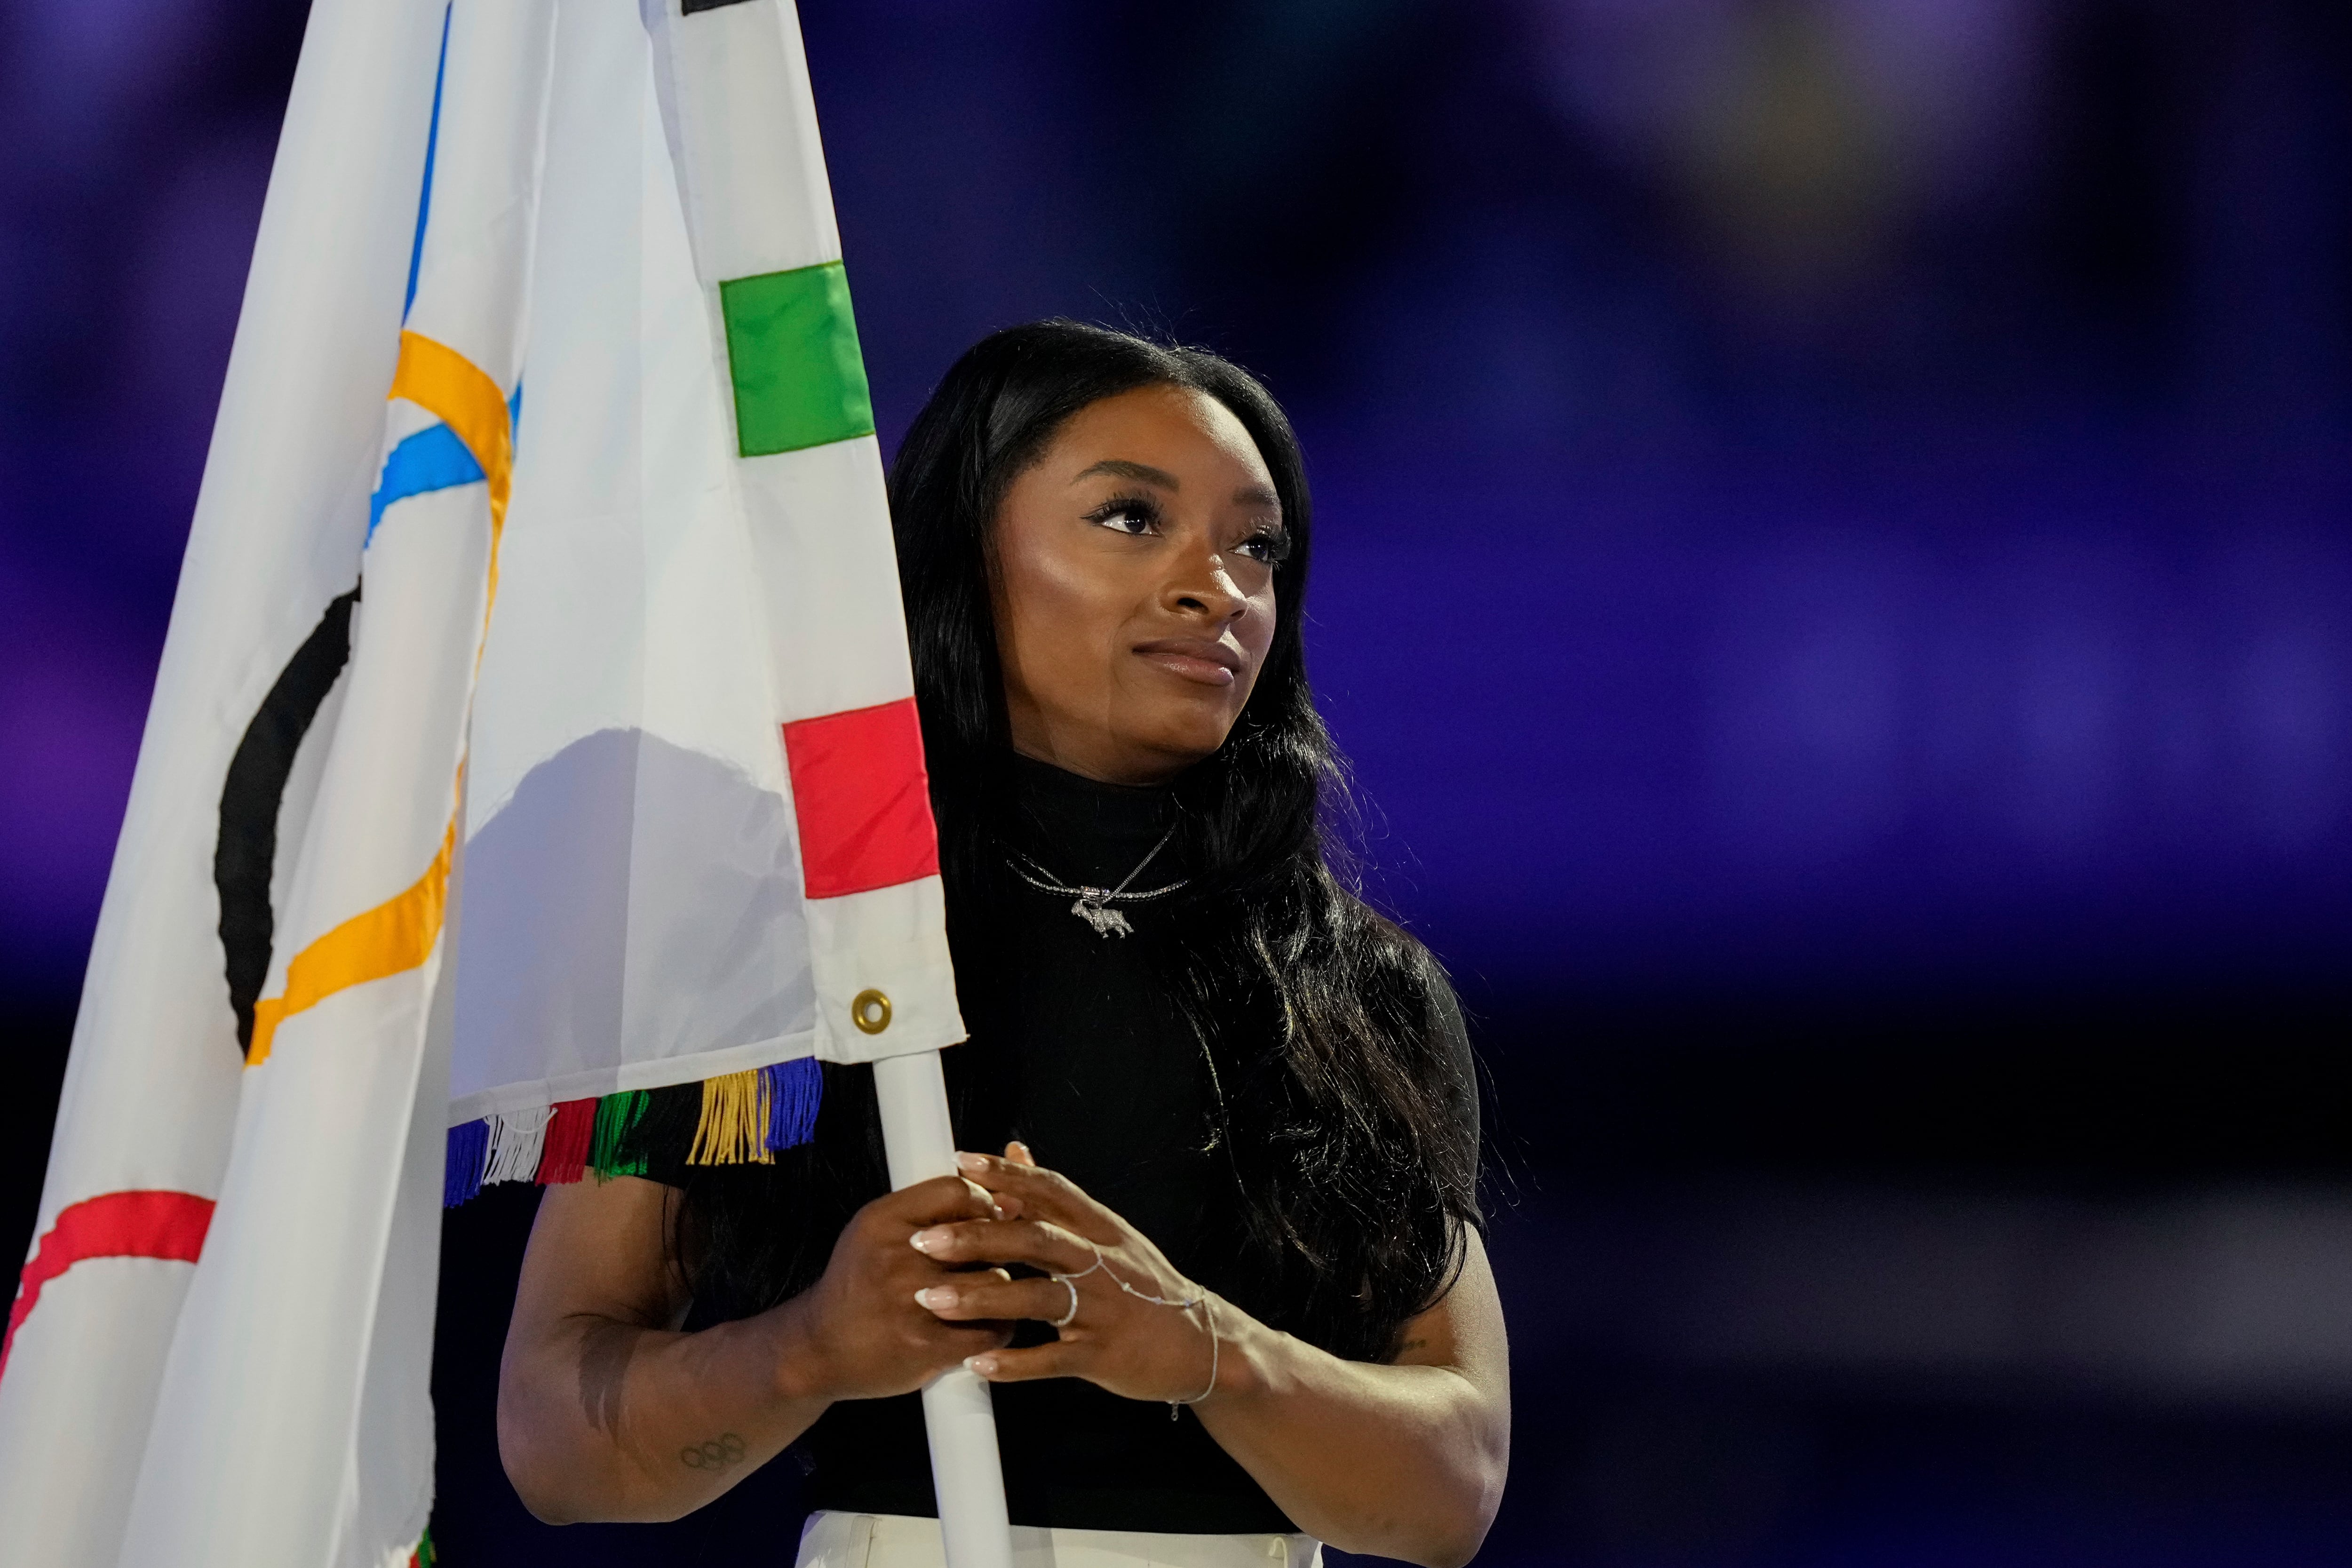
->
[927, 1149, 1510, 1567]
[497, 1171, 1011, 1523]
[1191, 1234, 1508, 1567]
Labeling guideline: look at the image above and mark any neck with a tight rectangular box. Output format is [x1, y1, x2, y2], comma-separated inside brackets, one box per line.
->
[1008, 734, 1188, 787]
[1004, 751, 1183, 885]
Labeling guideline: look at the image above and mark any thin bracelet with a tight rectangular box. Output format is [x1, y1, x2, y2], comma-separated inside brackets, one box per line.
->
[1051, 1250, 1105, 1286]
[1050, 1241, 1216, 1416]
[1056, 1241, 1205, 1311]
[1168, 1297, 1218, 1420]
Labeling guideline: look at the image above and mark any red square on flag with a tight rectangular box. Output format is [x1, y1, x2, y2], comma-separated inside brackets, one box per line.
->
[782, 697, 941, 899]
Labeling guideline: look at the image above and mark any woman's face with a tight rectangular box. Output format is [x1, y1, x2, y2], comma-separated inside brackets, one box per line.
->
[992, 383, 1287, 785]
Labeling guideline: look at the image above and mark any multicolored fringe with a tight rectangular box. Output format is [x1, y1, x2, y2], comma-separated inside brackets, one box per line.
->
[442, 1055, 824, 1207]
[442, 1120, 489, 1207]
[375, 1528, 434, 1568]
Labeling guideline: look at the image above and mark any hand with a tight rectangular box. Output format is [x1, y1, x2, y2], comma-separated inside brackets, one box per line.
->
[909, 1143, 1223, 1407]
[777, 1174, 1017, 1402]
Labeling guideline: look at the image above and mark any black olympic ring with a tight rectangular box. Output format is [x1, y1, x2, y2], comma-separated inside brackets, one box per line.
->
[680, 1432, 748, 1469]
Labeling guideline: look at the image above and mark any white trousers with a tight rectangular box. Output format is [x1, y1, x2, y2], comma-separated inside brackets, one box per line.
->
[793, 1510, 1323, 1568]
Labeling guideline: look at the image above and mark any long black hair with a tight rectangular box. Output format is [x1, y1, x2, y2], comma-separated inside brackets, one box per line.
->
[678, 321, 1480, 1364]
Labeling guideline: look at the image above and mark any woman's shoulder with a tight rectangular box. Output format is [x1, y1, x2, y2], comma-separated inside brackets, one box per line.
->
[1419, 967, 1479, 1148]
[1348, 902, 1479, 1146]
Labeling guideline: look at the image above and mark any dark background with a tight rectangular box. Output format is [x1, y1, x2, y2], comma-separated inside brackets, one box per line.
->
[8, 1, 2352, 1563]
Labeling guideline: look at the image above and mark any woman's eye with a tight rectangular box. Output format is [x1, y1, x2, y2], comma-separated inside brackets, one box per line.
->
[1235, 531, 1291, 565]
[1087, 498, 1160, 536]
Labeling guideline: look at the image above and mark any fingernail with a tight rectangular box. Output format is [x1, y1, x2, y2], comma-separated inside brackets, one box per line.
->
[916, 1287, 955, 1311]
[911, 1227, 948, 1253]
[966, 1355, 997, 1377]
[955, 1152, 988, 1171]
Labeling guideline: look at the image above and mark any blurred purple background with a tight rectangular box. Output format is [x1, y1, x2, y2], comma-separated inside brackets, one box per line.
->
[7, 1, 2352, 1564]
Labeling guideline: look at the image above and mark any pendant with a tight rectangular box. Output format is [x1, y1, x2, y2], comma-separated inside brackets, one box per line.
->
[1071, 896, 1133, 938]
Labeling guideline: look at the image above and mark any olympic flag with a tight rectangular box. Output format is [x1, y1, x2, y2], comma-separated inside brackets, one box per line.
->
[0, 2, 1008, 1564]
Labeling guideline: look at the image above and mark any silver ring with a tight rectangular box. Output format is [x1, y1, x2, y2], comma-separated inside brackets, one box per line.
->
[1049, 1277, 1079, 1329]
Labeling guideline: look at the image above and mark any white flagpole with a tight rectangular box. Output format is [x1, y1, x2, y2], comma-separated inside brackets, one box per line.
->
[875, 1052, 1020, 1568]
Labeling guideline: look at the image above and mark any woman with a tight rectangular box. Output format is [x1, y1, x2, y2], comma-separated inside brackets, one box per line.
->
[498, 322, 1510, 1568]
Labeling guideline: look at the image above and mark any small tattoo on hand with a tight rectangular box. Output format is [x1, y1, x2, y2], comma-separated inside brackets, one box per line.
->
[680, 1432, 748, 1471]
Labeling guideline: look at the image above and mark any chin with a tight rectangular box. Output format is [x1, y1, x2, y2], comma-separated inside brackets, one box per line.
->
[1129, 711, 1240, 773]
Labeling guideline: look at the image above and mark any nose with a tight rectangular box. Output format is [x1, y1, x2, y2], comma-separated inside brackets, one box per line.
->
[1160, 541, 1249, 625]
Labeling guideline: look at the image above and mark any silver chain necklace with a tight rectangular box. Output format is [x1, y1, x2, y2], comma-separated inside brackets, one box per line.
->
[1008, 822, 1187, 938]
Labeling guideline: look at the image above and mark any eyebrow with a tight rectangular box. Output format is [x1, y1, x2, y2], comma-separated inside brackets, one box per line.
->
[1074, 459, 1179, 488]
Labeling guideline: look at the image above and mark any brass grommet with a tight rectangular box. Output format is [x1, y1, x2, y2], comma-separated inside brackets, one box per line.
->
[851, 988, 893, 1035]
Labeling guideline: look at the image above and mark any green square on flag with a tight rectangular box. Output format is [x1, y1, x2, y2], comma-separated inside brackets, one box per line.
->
[719, 261, 875, 456]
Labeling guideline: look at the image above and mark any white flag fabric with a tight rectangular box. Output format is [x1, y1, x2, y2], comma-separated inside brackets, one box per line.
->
[0, 0, 966, 1562]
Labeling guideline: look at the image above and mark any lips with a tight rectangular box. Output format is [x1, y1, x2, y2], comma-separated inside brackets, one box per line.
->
[1132, 637, 1244, 687]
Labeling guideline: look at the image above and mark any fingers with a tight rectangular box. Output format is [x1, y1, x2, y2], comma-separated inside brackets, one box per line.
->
[880, 1174, 1009, 1230]
[966, 1341, 1077, 1384]
[968, 1178, 1024, 1221]
[954, 1150, 1116, 1231]
[915, 1273, 1076, 1325]
[958, 1149, 1047, 1194]
[908, 1217, 1096, 1273]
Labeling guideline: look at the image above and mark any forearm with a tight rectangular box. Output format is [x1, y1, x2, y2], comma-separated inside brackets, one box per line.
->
[1198, 1306, 1509, 1568]
[498, 1297, 833, 1524]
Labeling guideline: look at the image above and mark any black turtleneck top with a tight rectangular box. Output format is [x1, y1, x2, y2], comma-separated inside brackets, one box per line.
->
[649, 756, 1475, 1534]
